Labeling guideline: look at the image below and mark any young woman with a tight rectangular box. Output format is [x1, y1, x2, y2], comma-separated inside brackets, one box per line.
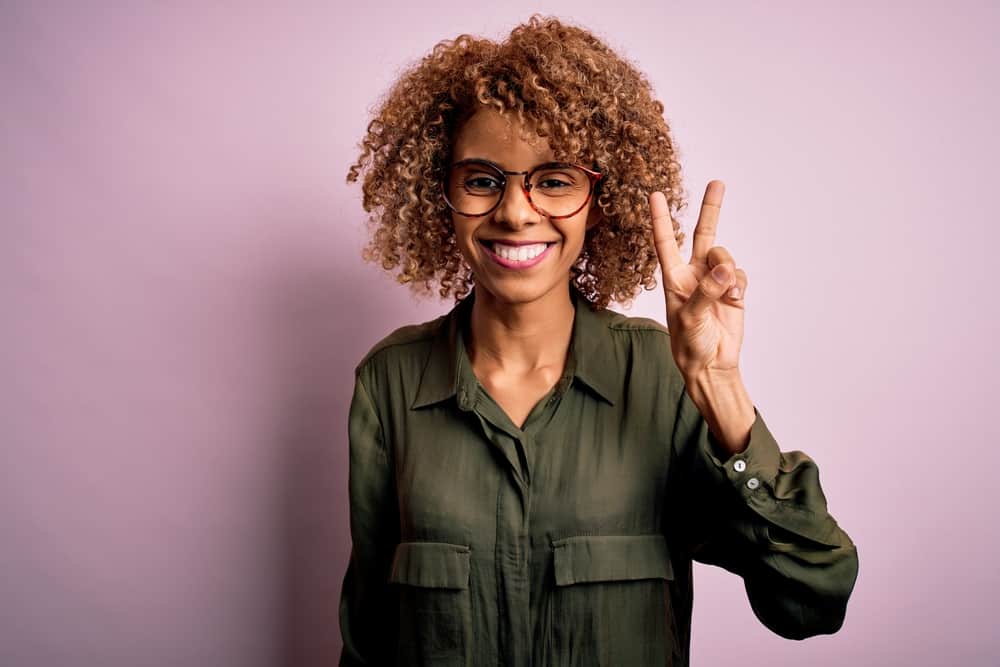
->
[341, 15, 858, 666]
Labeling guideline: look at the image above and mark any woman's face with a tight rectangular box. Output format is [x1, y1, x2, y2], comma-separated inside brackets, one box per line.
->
[448, 107, 601, 307]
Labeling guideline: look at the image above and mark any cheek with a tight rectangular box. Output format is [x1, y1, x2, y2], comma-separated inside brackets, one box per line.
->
[557, 217, 590, 251]
[451, 218, 479, 260]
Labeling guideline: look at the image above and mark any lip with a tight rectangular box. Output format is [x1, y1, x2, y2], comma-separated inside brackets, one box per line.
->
[480, 238, 559, 247]
[479, 239, 556, 270]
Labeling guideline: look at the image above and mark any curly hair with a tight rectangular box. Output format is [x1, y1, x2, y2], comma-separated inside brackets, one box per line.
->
[347, 14, 688, 310]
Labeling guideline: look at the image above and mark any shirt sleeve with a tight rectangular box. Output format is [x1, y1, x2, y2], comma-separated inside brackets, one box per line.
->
[339, 367, 400, 666]
[666, 381, 860, 640]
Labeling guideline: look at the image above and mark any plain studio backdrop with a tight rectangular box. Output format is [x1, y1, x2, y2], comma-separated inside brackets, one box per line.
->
[2, 1, 997, 665]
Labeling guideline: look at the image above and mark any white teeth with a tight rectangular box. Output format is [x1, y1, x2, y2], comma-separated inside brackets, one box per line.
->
[491, 242, 549, 261]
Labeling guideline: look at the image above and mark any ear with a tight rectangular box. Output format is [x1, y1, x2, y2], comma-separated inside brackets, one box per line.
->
[585, 202, 603, 231]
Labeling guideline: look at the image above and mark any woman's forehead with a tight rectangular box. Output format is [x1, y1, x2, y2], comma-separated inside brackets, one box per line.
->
[452, 107, 553, 161]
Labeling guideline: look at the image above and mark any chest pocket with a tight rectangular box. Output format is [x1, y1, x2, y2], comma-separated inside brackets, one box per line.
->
[388, 541, 472, 666]
[550, 534, 679, 666]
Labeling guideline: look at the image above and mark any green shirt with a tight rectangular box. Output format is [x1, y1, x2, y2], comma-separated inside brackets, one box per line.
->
[340, 285, 859, 666]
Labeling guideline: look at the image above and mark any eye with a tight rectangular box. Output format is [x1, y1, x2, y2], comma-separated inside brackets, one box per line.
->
[537, 177, 571, 190]
[531, 167, 584, 196]
[465, 175, 502, 192]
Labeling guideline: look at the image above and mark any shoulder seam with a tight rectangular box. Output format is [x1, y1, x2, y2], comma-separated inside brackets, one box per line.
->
[355, 316, 445, 373]
[607, 321, 671, 336]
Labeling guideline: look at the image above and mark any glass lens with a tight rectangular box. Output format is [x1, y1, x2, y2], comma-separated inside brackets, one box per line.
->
[445, 161, 592, 217]
[446, 162, 505, 215]
[527, 165, 591, 217]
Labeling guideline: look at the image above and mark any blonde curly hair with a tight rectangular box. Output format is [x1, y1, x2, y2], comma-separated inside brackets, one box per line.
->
[347, 14, 688, 310]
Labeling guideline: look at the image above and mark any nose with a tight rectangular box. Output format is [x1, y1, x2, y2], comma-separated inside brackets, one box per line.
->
[493, 174, 542, 229]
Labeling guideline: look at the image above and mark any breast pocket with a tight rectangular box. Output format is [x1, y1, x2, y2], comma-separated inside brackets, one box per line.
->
[387, 541, 472, 666]
[550, 534, 679, 666]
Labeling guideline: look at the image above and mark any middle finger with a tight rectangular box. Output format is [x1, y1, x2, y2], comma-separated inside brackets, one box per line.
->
[691, 180, 726, 265]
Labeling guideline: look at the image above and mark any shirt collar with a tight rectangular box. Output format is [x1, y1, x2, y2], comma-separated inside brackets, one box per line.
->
[411, 285, 617, 410]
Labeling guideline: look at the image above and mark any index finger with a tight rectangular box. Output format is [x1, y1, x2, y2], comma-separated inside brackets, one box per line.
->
[691, 180, 726, 264]
[650, 191, 683, 273]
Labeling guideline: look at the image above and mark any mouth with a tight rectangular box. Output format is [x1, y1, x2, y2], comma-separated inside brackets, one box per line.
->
[477, 239, 558, 270]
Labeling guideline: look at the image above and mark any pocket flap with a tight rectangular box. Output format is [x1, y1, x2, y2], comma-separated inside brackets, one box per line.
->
[388, 541, 471, 589]
[552, 534, 673, 586]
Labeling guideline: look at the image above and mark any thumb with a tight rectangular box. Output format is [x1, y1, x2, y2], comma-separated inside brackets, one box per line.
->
[685, 264, 734, 317]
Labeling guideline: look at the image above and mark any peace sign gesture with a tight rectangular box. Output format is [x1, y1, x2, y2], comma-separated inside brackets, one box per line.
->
[650, 181, 748, 382]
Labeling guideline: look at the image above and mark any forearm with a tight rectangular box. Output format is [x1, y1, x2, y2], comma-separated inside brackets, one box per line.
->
[683, 368, 756, 458]
[670, 362, 860, 639]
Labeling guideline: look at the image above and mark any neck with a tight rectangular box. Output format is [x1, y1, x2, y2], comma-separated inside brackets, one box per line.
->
[467, 282, 575, 375]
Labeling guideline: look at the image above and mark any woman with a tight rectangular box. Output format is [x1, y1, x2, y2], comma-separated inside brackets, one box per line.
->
[341, 15, 858, 666]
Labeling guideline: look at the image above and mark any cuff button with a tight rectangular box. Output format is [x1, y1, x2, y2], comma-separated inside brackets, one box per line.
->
[746, 477, 760, 490]
[733, 459, 747, 472]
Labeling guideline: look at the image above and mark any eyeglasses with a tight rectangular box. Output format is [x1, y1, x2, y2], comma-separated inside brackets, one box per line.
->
[442, 158, 603, 219]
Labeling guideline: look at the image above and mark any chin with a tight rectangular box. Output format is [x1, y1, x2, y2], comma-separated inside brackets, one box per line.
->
[475, 276, 567, 306]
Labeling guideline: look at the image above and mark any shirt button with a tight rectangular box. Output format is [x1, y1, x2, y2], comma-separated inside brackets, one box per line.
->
[746, 477, 760, 490]
[733, 459, 747, 472]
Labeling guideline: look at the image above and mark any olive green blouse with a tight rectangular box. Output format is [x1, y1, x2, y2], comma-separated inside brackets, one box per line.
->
[339, 285, 859, 666]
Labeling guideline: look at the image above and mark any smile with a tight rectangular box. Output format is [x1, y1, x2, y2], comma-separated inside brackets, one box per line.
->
[479, 240, 556, 269]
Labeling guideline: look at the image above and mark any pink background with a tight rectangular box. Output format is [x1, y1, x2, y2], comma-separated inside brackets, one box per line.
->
[3, 1, 997, 665]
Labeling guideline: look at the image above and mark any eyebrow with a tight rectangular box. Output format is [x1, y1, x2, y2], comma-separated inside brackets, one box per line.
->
[451, 157, 569, 172]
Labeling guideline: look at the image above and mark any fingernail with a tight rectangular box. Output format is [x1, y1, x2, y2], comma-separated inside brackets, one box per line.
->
[712, 265, 729, 283]
[728, 287, 741, 299]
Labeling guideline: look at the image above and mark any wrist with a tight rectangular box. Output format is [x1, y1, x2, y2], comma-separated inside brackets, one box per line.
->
[683, 368, 756, 458]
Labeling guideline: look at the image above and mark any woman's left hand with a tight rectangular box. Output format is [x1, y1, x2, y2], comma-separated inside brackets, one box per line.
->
[649, 181, 746, 382]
